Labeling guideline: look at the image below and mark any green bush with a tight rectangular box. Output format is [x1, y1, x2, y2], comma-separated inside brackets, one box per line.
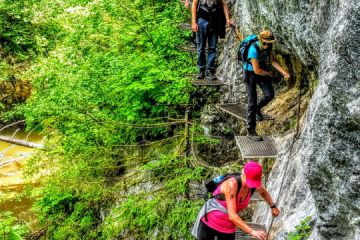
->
[288, 216, 313, 240]
[2, 0, 203, 239]
[0, 212, 29, 240]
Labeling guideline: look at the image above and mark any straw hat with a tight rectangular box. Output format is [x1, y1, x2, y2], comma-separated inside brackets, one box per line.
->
[259, 30, 276, 43]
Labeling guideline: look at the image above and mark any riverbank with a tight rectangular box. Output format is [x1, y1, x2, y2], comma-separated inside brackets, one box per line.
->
[0, 129, 43, 233]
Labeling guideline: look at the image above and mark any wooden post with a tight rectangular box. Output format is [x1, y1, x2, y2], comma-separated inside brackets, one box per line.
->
[185, 110, 190, 157]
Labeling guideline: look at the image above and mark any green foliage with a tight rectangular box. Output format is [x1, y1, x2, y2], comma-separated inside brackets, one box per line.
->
[101, 155, 206, 239]
[0, 0, 203, 239]
[0, 212, 29, 240]
[289, 115, 298, 130]
[194, 135, 221, 145]
[17, 0, 193, 141]
[288, 216, 313, 240]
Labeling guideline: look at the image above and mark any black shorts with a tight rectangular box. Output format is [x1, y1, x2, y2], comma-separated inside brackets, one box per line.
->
[197, 220, 235, 240]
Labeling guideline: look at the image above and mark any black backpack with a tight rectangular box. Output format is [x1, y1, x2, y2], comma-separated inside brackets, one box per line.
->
[195, 0, 226, 38]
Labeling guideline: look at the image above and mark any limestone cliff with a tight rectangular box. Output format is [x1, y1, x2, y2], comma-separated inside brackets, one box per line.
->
[213, 0, 360, 239]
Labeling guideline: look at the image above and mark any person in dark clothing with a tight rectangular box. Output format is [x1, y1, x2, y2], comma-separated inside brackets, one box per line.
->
[244, 31, 290, 141]
[192, 0, 232, 80]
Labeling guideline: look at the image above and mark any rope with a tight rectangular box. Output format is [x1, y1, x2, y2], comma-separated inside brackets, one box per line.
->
[188, 122, 240, 174]
[230, 25, 243, 41]
[112, 135, 182, 147]
[0, 120, 25, 132]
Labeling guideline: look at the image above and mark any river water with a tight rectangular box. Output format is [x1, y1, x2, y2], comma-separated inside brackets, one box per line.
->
[0, 128, 43, 222]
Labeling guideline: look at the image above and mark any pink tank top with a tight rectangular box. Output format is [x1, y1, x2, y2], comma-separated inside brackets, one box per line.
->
[201, 177, 251, 233]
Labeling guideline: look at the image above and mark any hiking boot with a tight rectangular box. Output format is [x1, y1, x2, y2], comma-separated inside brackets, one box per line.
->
[256, 109, 264, 121]
[247, 129, 263, 141]
[197, 70, 205, 80]
[206, 70, 216, 80]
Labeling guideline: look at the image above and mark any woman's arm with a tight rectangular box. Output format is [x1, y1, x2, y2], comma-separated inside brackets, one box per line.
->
[251, 58, 273, 76]
[221, 0, 232, 26]
[191, 0, 198, 32]
[221, 179, 267, 239]
[270, 53, 290, 79]
[256, 186, 280, 216]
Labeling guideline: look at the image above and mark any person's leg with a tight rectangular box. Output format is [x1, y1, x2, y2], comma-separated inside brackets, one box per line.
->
[245, 71, 257, 130]
[196, 18, 208, 79]
[197, 221, 216, 240]
[217, 231, 235, 240]
[245, 71, 262, 141]
[257, 76, 275, 111]
[197, 220, 235, 240]
[206, 31, 218, 80]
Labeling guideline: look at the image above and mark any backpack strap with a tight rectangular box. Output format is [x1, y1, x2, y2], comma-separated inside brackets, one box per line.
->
[253, 41, 260, 51]
[234, 175, 243, 196]
[244, 40, 260, 70]
[250, 42, 261, 61]
[212, 176, 255, 200]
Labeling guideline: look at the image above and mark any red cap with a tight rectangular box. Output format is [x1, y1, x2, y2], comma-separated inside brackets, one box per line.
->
[244, 161, 262, 188]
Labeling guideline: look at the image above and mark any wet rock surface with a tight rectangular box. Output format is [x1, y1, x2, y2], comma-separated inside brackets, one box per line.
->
[211, 0, 360, 239]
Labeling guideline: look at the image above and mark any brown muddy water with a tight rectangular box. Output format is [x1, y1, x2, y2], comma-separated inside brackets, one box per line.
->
[0, 128, 43, 225]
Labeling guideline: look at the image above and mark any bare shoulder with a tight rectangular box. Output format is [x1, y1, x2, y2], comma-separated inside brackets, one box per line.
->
[221, 177, 237, 193]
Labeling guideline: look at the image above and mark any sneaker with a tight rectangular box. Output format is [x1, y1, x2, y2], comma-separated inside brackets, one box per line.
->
[197, 70, 205, 80]
[256, 109, 264, 121]
[206, 70, 216, 80]
[247, 129, 263, 141]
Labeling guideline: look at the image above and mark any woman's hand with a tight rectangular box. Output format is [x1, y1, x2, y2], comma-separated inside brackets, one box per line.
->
[272, 207, 280, 217]
[184, 0, 190, 8]
[267, 71, 274, 77]
[250, 229, 267, 240]
[192, 22, 198, 32]
[226, 19, 233, 27]
[282, 72, 290, 80]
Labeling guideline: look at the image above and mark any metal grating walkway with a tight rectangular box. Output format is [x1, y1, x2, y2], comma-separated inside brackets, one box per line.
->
[177, 23, 191, 30]
[217, 103, 274, 122]
[235, 222, 266, 239]
[217, 103, 247, 121]
[176, 45, 196, 53]
[191, 79, 225, 86]
[235, 136, 277, 159]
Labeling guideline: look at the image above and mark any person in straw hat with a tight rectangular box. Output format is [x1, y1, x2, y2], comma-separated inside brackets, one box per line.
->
[244, 30, 290, 141]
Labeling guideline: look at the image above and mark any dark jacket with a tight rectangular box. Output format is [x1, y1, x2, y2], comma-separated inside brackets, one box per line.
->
[197, 0, 226, 38]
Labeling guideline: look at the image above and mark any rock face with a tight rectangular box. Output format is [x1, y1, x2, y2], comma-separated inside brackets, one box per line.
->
[215, 0, 360, 239]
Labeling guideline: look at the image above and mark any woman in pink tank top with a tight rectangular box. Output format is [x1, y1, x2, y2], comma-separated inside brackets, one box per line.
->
[197, 161, 280, 240]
